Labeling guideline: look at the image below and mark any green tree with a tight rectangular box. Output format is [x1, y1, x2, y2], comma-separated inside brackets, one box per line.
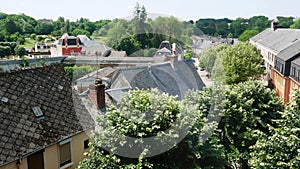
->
[14, 46, 26, 57]
[5, 18, 20, 34]
[0, 46, 11, 58]
[78, 88, 203, 169]
[115, 36, 141, 56]
[238, 29, 259, 41]
[198, 48, 218, 76]
[35, 22, 53, 35]
[249, 91, 300, 168]
[219, 42, 264, 84]
[291, 18, 300, 29]
[277, 16, 294, 28]
[219, 81, 283, 168]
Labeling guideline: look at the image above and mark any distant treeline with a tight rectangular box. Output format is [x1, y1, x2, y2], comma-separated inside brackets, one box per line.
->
[0, 10, 300, 52]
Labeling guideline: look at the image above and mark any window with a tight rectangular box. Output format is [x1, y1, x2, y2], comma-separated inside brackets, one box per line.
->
[84, 139, 89, 149]
[291, 66, 296, 77]
[32, 106, 44, 119]
[59, 138, 72, 168]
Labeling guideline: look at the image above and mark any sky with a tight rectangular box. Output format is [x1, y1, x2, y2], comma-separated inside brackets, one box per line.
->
[0, 0, 299, 21]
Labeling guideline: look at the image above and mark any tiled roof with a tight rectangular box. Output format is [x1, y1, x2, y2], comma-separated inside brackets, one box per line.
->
[76, 67, 116, 81]
[251, 28, 300, 60]
[0, 64, 94, 166]
[108, 59, 204, 101]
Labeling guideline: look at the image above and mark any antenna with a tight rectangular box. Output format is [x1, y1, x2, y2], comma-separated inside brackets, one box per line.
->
[96, 52, 101, 82]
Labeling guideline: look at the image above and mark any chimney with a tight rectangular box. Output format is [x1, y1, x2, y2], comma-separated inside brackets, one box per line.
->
[169, 54, 178, 69]
[271, 18, 279, 31]
[89, 79, 106, 110]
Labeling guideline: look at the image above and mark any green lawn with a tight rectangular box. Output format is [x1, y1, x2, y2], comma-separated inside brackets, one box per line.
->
[91, 36, 108, 44]
[21, 37, 36, 48]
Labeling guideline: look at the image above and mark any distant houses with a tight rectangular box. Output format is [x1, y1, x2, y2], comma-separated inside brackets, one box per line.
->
[250, 19, 300, 104]
[51, 33, 84, 56]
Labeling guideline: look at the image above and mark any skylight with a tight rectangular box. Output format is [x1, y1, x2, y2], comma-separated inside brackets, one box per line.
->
[32, 106, 44, 118]
[1, 97, 8, 103]
[58, 85, 64, 90]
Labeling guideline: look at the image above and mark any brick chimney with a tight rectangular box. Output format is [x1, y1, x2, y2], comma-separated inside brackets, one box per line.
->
[89, 79, 106, 110]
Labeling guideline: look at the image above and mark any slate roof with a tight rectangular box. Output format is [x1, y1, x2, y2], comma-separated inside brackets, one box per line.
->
[76, 67, 116, 82]
[251, 28, 300, 61]
[292, 56, 300, 66]
[108, 59, 204, 101]
[0, 64, 94, 166]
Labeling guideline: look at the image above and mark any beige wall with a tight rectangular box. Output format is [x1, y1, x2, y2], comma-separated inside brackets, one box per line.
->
[0, 157, 28, 169]
[0, 130, 93, 169]
[44, 144, 59, 169]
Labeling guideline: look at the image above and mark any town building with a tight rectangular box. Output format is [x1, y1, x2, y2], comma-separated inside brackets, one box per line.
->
[105, 56, 205, 104]
[0, 64, 95, 169]
[51, 33, 84, 56]
[250, 19, 300, 104]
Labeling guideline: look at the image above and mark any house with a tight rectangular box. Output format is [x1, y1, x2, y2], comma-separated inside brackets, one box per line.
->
[106, 55, 205, 104]
[250, 20, 300, 103]
[34, 42, 51, 53]
[78, 35, 112, 56]
[0, 64, 95, 169]
[51, 33, 83, 56]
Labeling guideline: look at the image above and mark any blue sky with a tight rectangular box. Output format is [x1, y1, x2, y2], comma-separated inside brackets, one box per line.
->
[0, 0, 299, 21]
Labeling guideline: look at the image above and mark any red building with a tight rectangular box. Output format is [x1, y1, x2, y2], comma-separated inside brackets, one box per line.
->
[51, 33, 83, 56]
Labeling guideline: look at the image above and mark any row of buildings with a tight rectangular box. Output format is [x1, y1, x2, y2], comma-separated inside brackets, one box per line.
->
[34, 33, 127, 58]
[250, 19, 300, 104]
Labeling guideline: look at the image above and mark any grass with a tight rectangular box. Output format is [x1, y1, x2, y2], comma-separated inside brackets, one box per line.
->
[21, 37, 36, 48]
[91, 36, 108, 44]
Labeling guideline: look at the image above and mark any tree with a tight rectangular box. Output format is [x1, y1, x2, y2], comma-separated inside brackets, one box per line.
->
[218, 81, 283, 168]
[249, 91, 300, 168]
[0, 46, 11, 58]
[78, 89, 203, 168]
[5, 18, 20, 34]
[198, 48, 218, 76]
[35, 22, 53, 35]
[277, 16, 294, 28]
[115, 36, 141, 56]
[238, 29, 259, 41]
[290, 18, 300, 29]
[14, 46, 26, 57]
[219, 42, 264, 84]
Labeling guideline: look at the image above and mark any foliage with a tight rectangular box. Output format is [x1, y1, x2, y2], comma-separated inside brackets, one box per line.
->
[290, 18, 300, 29]
[219, 42, 264, 84]
[14, 46, 26, 57]
[0, 46, 11, 58]
[219, 81, 284, 168]
[114, 36, 142, 56]
[63, 64, 97, 81]
[184, 51, 192, 59]
[238, 29, 259, 41]
[198, 48, 218, 76]
[20, 56, 29, 67]
[277, 16, 294, 28]
[78, 88, 205, 169]
[249, 91, 300, 168]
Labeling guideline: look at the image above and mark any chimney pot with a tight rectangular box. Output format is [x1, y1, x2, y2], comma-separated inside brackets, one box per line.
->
[89, 80, 106, 110]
